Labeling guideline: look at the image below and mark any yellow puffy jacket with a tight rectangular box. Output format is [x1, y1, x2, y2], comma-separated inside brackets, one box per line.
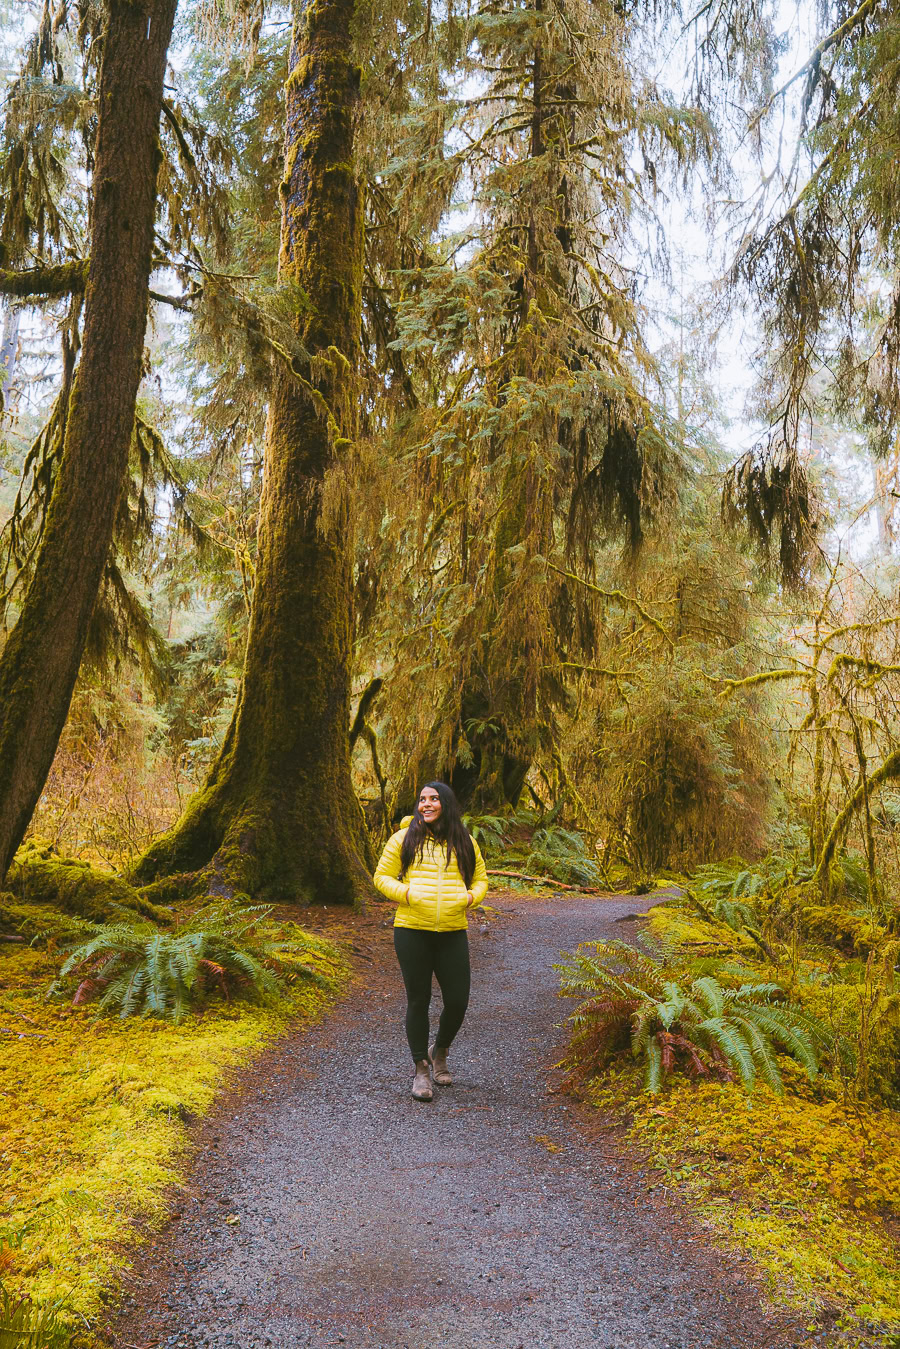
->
[373, 818, 489, 931]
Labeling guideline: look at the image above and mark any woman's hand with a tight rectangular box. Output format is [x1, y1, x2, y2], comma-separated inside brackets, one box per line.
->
[465, 890, 476, 909]
[403, 885, 410, 903]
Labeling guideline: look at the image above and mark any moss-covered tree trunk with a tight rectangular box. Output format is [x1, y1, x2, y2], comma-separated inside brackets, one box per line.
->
[0, 0, 178, 881]
[132, 0, 373, 903]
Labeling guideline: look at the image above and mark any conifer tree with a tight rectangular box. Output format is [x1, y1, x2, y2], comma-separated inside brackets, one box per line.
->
[692, 0, 900, 580]
[359, 0, 711, 812]
[0, 0, 179, 879]
[133, 0, 374, 901]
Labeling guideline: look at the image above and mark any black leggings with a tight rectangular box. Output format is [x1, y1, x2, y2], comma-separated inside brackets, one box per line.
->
[393, 928, 471, 1063]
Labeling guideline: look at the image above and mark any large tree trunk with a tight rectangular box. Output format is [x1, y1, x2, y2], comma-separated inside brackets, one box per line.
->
[0, 0, 178, 881]
[132, 0, 373, 904]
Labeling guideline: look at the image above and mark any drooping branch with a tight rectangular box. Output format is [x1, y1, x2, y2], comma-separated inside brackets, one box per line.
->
[547, 561, 674, 647]
[814, 747, 900, 882]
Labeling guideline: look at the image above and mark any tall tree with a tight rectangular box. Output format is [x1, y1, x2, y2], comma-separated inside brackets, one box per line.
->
[691, 0, 900, 581]
[0, 0, 178, 878]
[133, 0, 373, 902]
[357, 0, 709, 813]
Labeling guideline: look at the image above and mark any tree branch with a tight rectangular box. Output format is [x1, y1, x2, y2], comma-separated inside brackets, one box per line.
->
[0, 261, 88, 299]
[815, 747, 900, 882]
[546, 562, 673, 647]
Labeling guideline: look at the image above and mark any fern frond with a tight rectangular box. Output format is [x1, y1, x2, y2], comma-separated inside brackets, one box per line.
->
[734, 1015, 784, 1094]
[698, 1017, 756, 1086]
[692, 975, 725, 1018]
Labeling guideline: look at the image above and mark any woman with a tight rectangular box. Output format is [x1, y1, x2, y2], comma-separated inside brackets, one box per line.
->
[374, 781, 489, 1101]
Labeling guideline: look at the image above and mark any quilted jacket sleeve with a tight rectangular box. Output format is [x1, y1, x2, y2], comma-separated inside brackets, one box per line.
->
[469, 838, 489, 906]
[373, 830, 409, 905]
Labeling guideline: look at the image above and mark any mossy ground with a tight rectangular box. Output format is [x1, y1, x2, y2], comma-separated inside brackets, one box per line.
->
[584, 1069, 899, 1341]
[0, 930, 347, 1339]
[574, 896, 900, 1345]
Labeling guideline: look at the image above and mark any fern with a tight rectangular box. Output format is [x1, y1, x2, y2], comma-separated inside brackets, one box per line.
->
[462, 813, 509, 856]
[50, 902, 333, 1022]
[0, 1282, 71, 1348]
[525, 826, 602, 887]
[558, 938, 830, 1094]
[838, 851, 869, 901]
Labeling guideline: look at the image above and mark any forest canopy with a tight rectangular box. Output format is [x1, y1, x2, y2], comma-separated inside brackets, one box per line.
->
[3, 1, 900, 1342]
[0, 0, 897, 905]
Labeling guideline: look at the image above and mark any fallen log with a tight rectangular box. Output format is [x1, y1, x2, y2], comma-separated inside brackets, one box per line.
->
[486, 869, 602, 894]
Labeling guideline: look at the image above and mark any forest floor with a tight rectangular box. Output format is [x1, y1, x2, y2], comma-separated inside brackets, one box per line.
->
[105, 891, 817, 1349]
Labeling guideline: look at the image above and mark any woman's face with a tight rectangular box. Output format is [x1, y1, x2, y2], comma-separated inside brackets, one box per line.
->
[417, 787, 443, 826]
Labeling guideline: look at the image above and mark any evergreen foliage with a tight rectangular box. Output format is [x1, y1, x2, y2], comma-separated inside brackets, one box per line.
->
[0, 1282, 70, 1349]
[353, 0, 716, 810]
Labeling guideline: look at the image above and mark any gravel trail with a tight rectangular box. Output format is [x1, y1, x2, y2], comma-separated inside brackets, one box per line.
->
[110, 893, 804, 1349]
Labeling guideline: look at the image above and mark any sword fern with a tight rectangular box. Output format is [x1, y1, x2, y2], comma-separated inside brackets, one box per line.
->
[558, 938, 829, 1094]
[50, 902, 333, 1022]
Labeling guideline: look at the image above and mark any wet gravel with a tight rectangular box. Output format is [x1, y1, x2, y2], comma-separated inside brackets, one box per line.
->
[110, 893, 808, 1349]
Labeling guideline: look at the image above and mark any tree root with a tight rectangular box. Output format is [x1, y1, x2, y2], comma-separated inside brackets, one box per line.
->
[8, 842, 175, 923]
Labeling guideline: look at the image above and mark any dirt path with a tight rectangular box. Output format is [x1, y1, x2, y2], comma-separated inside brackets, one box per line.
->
[110, 894, 804, 1349]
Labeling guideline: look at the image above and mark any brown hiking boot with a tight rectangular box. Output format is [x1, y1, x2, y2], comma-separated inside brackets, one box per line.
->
[411, 1059, 433, 1101]
[430, 1043, 452, 1085]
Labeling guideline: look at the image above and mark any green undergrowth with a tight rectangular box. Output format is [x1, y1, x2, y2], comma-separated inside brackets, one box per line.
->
[586, 1066, 900, 1343]
[0, 910, 347, 1345]
[561, 849, 900, 1342]
[464, 807, 608, 889]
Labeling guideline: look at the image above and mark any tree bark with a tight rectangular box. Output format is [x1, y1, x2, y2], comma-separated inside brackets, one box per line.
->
[0, 304, 19, 402]
[0, 0, 178, 881]
[132, 0, 373, 903]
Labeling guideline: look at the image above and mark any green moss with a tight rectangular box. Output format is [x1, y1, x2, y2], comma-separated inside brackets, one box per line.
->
[8, 847, 171, 924]
[0, 895, 92, 948]
[135, 872, 206, 907]
[585, 1070, 900, 1337]
[800, 904, 884, 956]
[128, 779, 225, 887]
[130, 0, 372, 910]
[0, 930, 348, 1336]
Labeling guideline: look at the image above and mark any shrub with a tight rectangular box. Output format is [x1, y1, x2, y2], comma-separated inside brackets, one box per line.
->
[558, 938, 828, 1094]
[50, 902, 332, 1022]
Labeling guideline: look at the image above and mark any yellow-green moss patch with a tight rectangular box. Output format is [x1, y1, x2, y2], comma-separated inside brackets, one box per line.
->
[0, 935, 347, 1334]
[585, 1069, 900, 1338]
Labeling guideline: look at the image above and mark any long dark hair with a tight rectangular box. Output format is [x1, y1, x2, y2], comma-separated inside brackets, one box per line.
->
[399, 781, 476, 889]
